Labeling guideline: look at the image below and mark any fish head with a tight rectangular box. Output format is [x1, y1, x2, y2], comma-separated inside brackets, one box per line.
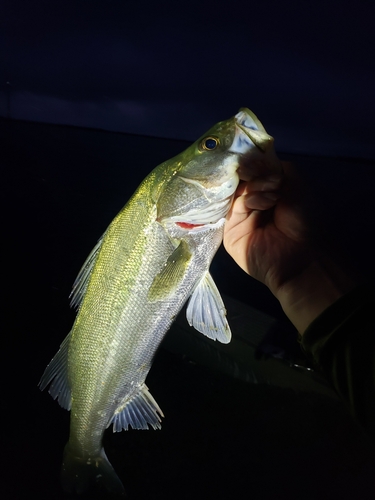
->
[156, 107, 281, 228]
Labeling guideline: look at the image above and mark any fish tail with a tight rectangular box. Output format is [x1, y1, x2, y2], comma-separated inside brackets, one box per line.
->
[61, 443, 125, 496]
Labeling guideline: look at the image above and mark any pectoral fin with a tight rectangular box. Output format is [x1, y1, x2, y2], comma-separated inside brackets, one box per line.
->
[186, 272, 231, 344]
[148, 240, 192, 301]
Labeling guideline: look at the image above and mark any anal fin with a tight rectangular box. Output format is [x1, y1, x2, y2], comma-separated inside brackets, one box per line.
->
[109, 384, 164, 432]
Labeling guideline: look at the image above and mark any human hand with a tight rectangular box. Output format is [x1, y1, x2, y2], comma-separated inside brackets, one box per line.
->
[224, 160, 312, 296]
[224, 156, 356, 333]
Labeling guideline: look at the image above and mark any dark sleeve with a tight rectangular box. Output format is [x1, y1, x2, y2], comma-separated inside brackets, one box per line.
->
[301, 285, 375, 437]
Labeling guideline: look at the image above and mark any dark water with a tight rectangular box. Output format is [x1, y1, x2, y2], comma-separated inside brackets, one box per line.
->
[2, 118, 375, 499]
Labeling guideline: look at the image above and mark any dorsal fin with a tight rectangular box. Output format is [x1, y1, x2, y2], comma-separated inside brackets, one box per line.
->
[38, 331, 72, 410]
[69, 233, 105, 309]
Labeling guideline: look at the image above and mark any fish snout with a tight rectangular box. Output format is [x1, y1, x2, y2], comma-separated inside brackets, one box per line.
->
[232, 108, 282, 178]
[230, 108, 274, 154]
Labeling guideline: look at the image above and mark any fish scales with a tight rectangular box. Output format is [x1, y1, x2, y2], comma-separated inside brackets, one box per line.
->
[69, 177, 173, 447]
[39, 107, 281, 496]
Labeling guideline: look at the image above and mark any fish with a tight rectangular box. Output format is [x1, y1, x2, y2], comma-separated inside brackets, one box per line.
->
[39, 107, 280, 496]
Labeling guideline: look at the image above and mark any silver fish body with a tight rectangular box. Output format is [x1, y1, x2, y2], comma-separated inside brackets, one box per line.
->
[40, 108, 280, 495]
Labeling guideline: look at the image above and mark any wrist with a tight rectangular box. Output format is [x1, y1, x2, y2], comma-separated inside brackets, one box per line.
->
[273, 257, 358, 335]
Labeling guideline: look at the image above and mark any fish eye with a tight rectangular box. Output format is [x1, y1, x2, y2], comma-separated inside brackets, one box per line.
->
[201, 137, 219, 151]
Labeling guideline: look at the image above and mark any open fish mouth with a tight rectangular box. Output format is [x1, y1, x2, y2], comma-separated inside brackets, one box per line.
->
[230, 107, 275, 154]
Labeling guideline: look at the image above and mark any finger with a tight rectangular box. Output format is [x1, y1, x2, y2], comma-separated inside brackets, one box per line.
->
[230, 190, 280, 216]
[234, 174, 282, 198]
[245, 191, 280, 210]
[245, 174, 283, 193]
[230, 191, 253, 214]
[232, 174, 282, 211]
[237, 160, 277, 181]
[237, 152, 284, 181]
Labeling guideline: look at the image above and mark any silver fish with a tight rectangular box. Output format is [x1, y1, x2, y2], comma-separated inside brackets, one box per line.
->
[39, 107, 279, 495]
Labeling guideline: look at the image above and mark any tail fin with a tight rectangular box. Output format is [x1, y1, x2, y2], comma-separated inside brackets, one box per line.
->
[61, 444, 125, 497]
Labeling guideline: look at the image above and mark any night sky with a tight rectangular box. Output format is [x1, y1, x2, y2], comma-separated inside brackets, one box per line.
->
[1, 0, 374, 158]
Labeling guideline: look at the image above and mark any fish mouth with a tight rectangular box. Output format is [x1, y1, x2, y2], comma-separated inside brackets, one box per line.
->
[229, 107, 274, 154]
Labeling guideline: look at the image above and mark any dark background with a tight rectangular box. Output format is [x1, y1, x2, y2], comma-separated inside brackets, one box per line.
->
[2, 117, 375, 500]
[1, 0, 374, 159]
[2, 1, 375, 499]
